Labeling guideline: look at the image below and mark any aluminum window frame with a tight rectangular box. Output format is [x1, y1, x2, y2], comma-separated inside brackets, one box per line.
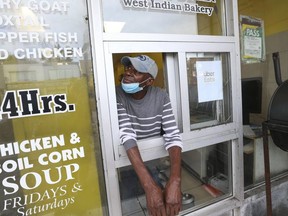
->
[104, 41, 239, 164]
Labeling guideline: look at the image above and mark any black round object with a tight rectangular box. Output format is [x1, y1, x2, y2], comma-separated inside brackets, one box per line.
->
[268, 80, 288, 151]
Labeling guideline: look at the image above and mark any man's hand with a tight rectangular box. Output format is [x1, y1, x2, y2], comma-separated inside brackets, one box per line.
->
[126, 146, 167, 215]
[164, 178, 182, 216]
[165, 146, 182, 215]
[126, 146, 182, 215]
[145, 182, 166, 216]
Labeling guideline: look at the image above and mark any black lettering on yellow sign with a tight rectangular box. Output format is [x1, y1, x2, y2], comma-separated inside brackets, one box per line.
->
[0, 89, 76, 119]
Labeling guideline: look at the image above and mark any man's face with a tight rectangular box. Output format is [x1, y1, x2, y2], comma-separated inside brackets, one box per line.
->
[122, 64, 151, 84]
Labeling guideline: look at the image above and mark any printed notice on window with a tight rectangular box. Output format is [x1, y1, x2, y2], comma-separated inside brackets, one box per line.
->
[240, 15, 265, 63]
[196, 60, 223, 103]
[243, 35, 262, 59]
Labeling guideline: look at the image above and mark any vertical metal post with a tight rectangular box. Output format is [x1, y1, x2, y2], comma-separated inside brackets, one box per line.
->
[262, 122, 273, 216]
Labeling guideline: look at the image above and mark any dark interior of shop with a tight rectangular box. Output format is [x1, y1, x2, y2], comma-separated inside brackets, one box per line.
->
[241, 77, 262, 125]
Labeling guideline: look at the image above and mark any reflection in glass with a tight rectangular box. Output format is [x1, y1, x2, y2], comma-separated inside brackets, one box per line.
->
[102, 0, 227, 35]
[186, 52, 232, 130]
[118, 141, 232, 215]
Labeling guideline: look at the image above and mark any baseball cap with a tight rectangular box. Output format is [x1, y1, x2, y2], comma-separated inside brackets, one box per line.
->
[121, 55, 158, 78]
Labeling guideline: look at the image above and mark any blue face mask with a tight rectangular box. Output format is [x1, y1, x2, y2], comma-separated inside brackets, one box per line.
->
[121, 78, 150, 94]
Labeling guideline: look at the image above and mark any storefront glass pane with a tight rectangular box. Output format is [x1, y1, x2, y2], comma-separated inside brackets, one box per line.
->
[102, 0, 226, 35]
[186, 52, 232, 130]
[118, 141, 232, 215]
[244, 135, 288, 188]
[0, 1, 108, 215]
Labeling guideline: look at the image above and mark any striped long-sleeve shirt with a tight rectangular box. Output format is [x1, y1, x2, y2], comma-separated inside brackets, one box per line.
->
[116, 86, 183, 151]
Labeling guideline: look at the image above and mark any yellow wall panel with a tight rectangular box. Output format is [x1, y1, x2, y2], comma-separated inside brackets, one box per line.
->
[7, 78, 103, 216]
[238, 0, 288, 36]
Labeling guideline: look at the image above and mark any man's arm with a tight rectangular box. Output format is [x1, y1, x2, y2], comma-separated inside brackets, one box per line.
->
[164, 146, 182, 216]
[117, 101, 138, 150]
[160, 93, 183, 215]
[126, 146, 166, 216]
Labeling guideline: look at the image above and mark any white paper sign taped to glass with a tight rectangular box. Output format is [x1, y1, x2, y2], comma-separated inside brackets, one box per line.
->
[196, 61, 223, 103]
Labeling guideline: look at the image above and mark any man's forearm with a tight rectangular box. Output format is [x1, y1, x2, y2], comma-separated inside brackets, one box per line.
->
[164, 146, 182, 215]
[126, 146, 166, 216]
[126, 146, 156, 190]
[168, 146, 182, 181]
